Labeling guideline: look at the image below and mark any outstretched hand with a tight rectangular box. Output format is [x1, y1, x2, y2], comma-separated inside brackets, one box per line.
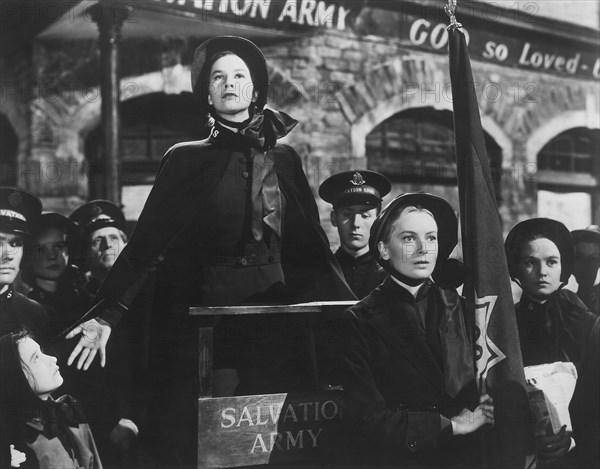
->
[66, 318, 112, 370]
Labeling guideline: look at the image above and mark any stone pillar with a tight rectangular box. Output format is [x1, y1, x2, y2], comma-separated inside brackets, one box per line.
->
[88, 1, 132, 204]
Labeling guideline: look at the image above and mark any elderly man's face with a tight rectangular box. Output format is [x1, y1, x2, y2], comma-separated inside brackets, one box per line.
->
[87, 227, 126, 274]
[0, 231, 24, 287]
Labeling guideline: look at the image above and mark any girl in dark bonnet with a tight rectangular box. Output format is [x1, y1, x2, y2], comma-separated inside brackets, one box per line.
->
[0, 331, 101, 469]
[505, 217, 595, 467]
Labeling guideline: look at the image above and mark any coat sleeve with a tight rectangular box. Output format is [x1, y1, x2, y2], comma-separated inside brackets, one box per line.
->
[276, 144, 355, 302]
[337, 308, 453, 455]
[90, 142, 227, 327]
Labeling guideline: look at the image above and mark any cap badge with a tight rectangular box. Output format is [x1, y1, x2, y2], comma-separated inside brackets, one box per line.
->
[91, 204, 102, 216]
[8, 191, 22, 207]
[350, 172, 365, 186]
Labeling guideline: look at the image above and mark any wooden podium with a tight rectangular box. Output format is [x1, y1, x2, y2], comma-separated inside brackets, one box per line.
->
[190, 302, 354, 468]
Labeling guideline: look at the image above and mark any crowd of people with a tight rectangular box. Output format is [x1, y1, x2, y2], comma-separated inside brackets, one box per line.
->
[0, 35, 598, 469]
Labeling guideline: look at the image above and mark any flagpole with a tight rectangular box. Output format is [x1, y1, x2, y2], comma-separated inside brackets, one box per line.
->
[445, 0, 528, 465]
[444, 0, 462, 31]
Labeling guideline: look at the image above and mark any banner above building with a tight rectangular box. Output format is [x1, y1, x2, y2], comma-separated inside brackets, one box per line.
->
[143, 0, 360, 31]
[35, 0, 599, 80]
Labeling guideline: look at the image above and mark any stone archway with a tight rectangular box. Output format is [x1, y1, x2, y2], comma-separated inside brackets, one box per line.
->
[526, 114, 600, 225]
[335, 56, 513, 166]
[526, 110, 600, 166]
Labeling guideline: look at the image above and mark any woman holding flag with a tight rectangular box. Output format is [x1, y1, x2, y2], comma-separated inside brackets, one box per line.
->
[337, 192, 494, 468]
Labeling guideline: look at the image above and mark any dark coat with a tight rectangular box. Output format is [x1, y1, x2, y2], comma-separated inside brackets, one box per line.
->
[80, 128, 354, 465]
[337, 277, 479, 468]
[0, 287, 47, 339]
[11, 421, 102, 469]
[334, 248, 387, 300]
[91, 139, 353, 323]
[516, 289, 596, 368]
[27, 266, 92, 341]
[570, 316, 600, 469]
[577, 283, 599, 317]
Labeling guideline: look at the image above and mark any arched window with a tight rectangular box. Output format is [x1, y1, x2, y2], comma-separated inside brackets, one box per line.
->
[0, 114, 18, 186]
[537, 128, 599, 227]
[366, 108, 502, 203]
[85, 92, 204, 220]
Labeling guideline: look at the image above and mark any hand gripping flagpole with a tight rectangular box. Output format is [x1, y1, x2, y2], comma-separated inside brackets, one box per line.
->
[444, 0, 463, 31]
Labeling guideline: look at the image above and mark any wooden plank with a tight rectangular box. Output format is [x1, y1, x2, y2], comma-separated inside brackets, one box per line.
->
[198, 327, 213, 397]
[197, 392, 345, 468]
[189, 301, 356, 317]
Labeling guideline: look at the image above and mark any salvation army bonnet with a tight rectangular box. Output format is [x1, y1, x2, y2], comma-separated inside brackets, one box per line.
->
[191, 36, 269, 112]
[369, 192, 458, 269]
[504, 217, 573, 283]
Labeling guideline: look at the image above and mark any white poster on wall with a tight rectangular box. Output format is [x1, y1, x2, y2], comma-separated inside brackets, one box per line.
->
[537, 190, 592, 231]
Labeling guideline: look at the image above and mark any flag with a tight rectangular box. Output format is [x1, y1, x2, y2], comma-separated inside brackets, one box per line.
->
[448, 24, 528, 468]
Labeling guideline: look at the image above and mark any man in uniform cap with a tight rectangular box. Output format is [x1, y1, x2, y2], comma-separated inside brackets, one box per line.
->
[70, 200, 128, 297]
[0, 187, 47, 337]
[572, 225, 600, 316]
[319, 170, 391, 298]
[69, 201, 138, 462]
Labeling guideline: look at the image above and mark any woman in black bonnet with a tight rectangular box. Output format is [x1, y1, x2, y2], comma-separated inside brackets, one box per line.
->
[65, 36, 353, 467]
[0, 331, 101, 469]
[505, 218, 595, 467]
[504, 218, 594, 368]
[337, 192, 494, 468]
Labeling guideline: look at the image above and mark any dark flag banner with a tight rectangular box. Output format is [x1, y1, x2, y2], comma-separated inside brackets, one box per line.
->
[447, 18, 529, 469]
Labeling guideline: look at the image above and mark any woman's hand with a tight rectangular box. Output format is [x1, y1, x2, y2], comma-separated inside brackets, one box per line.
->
[109, 418, 139, 452]
[451, 393, 495, 435]
[66, 318, 112, 370]
[536, 424, 571, 465]
[10, 445, 26, 467]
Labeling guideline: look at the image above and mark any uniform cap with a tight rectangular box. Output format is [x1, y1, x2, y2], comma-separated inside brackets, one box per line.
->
[319, 170, 391, 209]
[0, 187, 42, 236]
[69, 200, 126, 239]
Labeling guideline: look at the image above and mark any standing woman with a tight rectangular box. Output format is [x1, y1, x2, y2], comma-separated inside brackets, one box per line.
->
[337, 193, 493, 468]
[65, 36, 353, 465]
[504, 218, 595, 467]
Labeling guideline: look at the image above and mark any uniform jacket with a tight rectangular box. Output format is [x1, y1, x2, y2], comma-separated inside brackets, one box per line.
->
[12, 422, 102, 469]
[570, 316, 600, 469]
[516, 289, 595, 368]
[76, 113, 354, 466]
[90, 127, 353, 325]
[27, 266, 92, 341]
[334, 248, 387, 300]
[337, 277, 478, 468]
[577, 283, 599, 317]
[0, 287, 47, 339]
